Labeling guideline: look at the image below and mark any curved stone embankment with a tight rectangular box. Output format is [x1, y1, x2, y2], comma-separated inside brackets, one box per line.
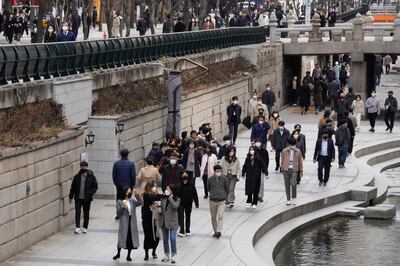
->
[231, 137, 400, 265]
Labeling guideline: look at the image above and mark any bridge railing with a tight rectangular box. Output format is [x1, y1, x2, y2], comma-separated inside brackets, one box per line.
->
[0, 27, 266, 85]
[270, 11, 400, 43]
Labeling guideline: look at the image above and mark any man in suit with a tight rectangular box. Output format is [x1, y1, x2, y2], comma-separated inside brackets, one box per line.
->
[56, 21, 76, 42]
[313, 130, 335, 186]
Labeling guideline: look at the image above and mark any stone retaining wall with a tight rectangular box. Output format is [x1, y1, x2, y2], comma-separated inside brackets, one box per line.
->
[0, 129, 85, 262]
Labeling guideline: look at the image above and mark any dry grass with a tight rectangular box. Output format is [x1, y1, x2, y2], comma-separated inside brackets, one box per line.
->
[0, 100, 66, 148]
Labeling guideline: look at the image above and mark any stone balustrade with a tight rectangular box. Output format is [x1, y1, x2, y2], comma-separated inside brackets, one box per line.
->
[268, 11, 400, 43]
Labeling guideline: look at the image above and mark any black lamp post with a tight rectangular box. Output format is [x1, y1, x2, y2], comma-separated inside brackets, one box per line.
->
[85, 131, 95, 147]
[115, 122, 125, 135]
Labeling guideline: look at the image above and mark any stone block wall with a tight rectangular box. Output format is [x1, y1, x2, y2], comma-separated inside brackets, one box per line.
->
[0, 129, 85, 262]
[53, 76, 93, 125]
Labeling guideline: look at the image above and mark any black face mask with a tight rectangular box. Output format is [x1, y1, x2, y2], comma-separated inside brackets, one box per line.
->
[323, 136, 328, 140]
[127, 192, 132, 198]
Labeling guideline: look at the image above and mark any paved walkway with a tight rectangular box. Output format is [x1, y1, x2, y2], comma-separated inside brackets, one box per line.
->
[4, 100, 399, 266]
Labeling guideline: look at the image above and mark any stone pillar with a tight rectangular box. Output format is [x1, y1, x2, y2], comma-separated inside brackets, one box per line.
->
[350, 51, 367, 100]
[289, 31, 300, 43]
[269, 12, 279, 43]
[287, 11, 295, 28]
[364, 11, 374, 36]
[309, 13, 322, 42]
[352, 13, 364, 41]
[332, 29, 343, 41]
[393, 13, 400, 41]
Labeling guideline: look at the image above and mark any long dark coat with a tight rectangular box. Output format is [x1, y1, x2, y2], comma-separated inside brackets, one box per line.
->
[242, 155, 266, 196]
[117, 196, 143, 249]
[299, 84, 311, 107]
[142, 193, 163, 250]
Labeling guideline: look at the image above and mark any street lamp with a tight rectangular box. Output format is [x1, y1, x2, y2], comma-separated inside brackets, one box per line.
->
[115, 122, 125, 135]
[85, 131, 95, 147]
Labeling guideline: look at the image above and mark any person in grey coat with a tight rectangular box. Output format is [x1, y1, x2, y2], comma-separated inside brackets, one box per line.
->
[160, 184, 181, 264]
[113, 186, 143, 261]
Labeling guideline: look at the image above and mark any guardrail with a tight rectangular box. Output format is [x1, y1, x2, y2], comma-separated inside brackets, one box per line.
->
[0, 27, 266, 85]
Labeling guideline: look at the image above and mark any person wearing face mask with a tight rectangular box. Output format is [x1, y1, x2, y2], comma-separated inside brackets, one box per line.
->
[335, 119, 350, 168]
[200, 145, 218, 199]
[384, 91, 398, 133]
[365, 91, 381, 132]
[161, 152, 185, 192]
[141, 181, 163, 261]
[318, 118, 336, 139]
[335, 92, 350, 121]
[281, 138, 303, 205]
[292, 125, 306, 159]
[160, 184, 180, 263]
[351, 95, 364, 131]
[227, 96, 242, 145]
[44, 25, 56, 42]
[137, 156, 162, 195]
[114, 187, 142, 261]
[177, 173, 199, 237]
[253, 138, 269, 202]
[220, 147, 241, 208]
[201, 15, 214, 30]
[313, 130, 335, 186]
[218, 135, 232, 160]
[182, 140, 201, 184]
[56, 21, 76, 42]
[256, 97, 269, 119]
[251, 116, 271, 149]
[5, 14, 14, 44]
[271, 121, 290, 172]
[69, 161, 98, 234]
[248, 90, 259, 120]
[261, 84, 276, 118]
[299, 80, 311, 115]
[207, 165, 228, 238]
[242, 146, 267, 208]
[268, 111, 281, 151]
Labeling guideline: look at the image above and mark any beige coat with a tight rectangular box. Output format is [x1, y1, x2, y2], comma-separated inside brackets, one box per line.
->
[280, 147, 303, 174]
[137, 165, 161, 194]
[351, 99, 364, 114]
[268, 117, 280, 139]
[112, 16, 120, 37]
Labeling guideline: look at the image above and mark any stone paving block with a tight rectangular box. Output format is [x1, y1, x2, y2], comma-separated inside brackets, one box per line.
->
[350, 186, 377, 201]
[364, 204, 396, 219]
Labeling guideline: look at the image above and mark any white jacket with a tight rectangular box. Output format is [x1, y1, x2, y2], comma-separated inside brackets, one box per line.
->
[200, 154, 218, 177]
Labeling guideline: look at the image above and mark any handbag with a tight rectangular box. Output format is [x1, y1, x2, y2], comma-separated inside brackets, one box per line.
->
[242, 116, 252, 129]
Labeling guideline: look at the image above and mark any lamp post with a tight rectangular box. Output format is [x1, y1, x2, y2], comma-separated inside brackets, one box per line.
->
[85, 131, 95, 147]
[115, 122, 125, 151]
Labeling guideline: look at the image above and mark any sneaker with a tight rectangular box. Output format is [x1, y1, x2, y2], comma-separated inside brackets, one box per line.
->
[258, 197, 264, 202]
[186, 232, 191, 236]
[215, 232, 221, 238]
[386, 127, 390, 131]
[74, 228, 81, 234]
[323, 183, 327, 186]
[171, 255, 176, 264]
[212, 232, 217, 238]
[229, 203, 234, 208]
[319, 182, 323, 186]
[82, 228, 87, 234]
[203, 195, 208, 199]
[292, 198, 297, 206]
[178, 232, 185, 237]
[286, 201, 291, 206]
[251, 205, 257, 209]
[161, 255, 170, 262]
[371, 128, 375, 132]
[246, 204, 252, 209]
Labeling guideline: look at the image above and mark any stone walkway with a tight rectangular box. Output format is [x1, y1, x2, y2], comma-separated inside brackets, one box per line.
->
[4, 101, 399, 266]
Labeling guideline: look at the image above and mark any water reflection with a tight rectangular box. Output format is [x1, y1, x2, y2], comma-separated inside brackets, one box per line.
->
[274, 196, 400, 266]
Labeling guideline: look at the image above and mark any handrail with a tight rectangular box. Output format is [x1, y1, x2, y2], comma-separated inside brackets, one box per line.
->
[0, 27, 266, 85]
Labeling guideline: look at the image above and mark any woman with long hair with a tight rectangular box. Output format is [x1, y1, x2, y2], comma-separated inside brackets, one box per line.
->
[220, 146, 241, 208]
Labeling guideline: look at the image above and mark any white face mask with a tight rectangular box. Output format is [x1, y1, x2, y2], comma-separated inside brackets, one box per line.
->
[257, 101, 262, 105]
[225, 140, 231, 145]
[291, 145, 297, 149]
[48, 28, 54, 33]
[293, 134, 299, 139]
[215, 172, 222, 177]
[233, 100, 238, 105]
[259, 121, 264, 125]
[252, 95, 257, 99]
[266, 87, 271, 91]
[249, 150, 255, 155]
[255, 142, 261, 148]
[62, 26, 68, 31]
[170, 159, 177, 165]
[371, 93, 376, 97]
[279, 126, 284, 130]
[273, 114, 278, 118]
[165, 190, 171, 196]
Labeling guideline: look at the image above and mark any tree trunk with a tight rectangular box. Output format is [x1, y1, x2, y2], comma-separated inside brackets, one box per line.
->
[98, 1, 103, 31]
[104, 0, 113, 38]
[146, 0, 155, 34]
[183, 0, 191, 31]
[130, 0, 136, 28]
[3, 0, 12, 15]
[125, 0, 132, 36]
[119, 0, 125, 37]
[35, 0, 48, 43]
[82, 0, 90, 40]
[199, 0, 208, 27]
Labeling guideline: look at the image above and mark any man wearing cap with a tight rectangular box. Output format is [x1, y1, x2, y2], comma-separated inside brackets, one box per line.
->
[384, 91, 398, 133]
[161, 152, 185, 191]
[112, 148, 136, 220]
[69, 161, 98, 234]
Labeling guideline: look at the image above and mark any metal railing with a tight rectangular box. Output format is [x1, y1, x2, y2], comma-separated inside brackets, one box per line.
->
[0, 27, 266, 85]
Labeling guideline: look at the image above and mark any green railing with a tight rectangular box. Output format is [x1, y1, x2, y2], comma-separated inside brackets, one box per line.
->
[0, 27, 266, 85]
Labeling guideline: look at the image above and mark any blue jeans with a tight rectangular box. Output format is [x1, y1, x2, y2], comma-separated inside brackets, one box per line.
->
[162, 226, 177, 256]
[338, 144, 349, 166]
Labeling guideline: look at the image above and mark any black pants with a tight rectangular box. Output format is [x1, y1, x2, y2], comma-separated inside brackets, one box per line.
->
[318, 156, 331, 184]
[178, 205, 193, 233]
[368, 112, 378, 128]
[202, 175, 208, 197]
[247, 193, 258, 205]
[385, 111, 395, 131]
[75, 199, 91, 228]
[115, 186, 124, 216]
[275, 149, 283, 169]
[385, 64, 390, 74]
[348, 136, 355, 154]
[72, 27, 78, 37]
[229, 122, 239, 144]
[186, 171, 195, 185]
